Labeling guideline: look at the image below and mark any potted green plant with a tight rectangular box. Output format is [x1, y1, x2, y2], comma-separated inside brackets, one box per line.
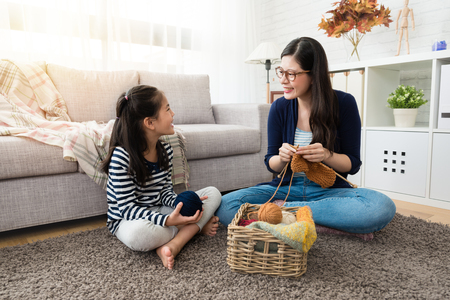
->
[387, 84, 428, 127]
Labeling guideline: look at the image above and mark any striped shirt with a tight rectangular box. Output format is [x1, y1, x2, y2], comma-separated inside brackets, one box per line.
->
[106, 143, 176, 234]
[293, 127, 312, 148]
[293, 128, 312, 177]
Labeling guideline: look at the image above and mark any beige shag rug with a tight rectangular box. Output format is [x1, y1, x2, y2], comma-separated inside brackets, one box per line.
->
[1, 213, 449, 299]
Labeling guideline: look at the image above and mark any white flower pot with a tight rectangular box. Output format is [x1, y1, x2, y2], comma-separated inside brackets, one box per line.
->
[393, 108, 418, 127]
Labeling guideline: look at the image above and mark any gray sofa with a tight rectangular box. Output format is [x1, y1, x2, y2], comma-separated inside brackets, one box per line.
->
[0, 63, 272, 232]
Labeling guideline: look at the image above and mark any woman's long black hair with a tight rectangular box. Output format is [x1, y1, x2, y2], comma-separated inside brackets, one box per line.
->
[281, 37, 339, 153]
[100, 85, 170, 187]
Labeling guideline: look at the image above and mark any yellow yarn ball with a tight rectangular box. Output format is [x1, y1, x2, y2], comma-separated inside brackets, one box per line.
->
[258, 203, 283, 224]
[296, 206, 314, 223]
[281, 211, 297, 224]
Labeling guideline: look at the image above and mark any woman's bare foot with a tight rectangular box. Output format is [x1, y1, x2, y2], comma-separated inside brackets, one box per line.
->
[201, 216, 219, 236]
[156, 245, 175, 270]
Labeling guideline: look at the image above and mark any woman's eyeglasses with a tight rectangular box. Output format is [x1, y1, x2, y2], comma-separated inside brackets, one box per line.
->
[275, 67, 310, 81]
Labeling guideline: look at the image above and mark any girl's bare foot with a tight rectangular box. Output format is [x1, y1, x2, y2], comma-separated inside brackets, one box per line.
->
[201, 216, 219, 236]
[156, 245, 175, 270]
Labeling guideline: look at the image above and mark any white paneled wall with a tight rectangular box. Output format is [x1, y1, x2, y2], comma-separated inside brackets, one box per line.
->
[330, 71, 365, 122]
[400, 70, 432, 125]
[254, 0, 450, 103]
[330, 70, 365, 187]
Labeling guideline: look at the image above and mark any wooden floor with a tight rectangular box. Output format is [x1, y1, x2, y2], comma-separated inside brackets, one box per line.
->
[0, 199, 449, 249]
[0, 215, 107, 249]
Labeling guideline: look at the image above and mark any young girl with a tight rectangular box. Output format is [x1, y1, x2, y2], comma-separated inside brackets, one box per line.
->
[101, 85, 221, 270]
[216, 37, 396, 238]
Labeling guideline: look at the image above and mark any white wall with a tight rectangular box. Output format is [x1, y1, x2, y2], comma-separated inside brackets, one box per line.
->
[252, 0, 450, 103]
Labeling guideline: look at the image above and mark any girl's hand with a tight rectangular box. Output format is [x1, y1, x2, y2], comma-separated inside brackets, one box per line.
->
[296, 143, 330, 163]
[200, 195, 208, 201]
[278, 143, 297, 163]
[165, 202, 203, 227]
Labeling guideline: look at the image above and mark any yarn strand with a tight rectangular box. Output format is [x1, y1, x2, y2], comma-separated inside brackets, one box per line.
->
[281, 171, 294, 206]
[266, 160, 295, 206]
[266, 162, 289, 203]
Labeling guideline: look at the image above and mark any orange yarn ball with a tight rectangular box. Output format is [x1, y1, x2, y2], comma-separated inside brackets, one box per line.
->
[258, 203, 283, 224]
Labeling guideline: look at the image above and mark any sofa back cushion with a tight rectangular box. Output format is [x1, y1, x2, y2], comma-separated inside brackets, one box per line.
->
[47, 64, 139, 122]
[138, 71, 215, 124]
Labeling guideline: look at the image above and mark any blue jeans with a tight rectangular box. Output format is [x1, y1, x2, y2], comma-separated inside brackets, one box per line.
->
[216, 175, 396, 234]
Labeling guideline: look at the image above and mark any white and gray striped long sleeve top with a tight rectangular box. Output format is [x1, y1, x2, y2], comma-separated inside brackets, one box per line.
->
[106, 143, 176, 234]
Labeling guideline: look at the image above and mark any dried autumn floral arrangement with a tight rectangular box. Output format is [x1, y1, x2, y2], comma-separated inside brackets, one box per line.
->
[318, 0, 392, 60]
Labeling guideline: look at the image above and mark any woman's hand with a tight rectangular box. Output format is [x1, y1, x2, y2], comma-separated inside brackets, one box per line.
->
[278, 143, 297, 163]
[165, 202, 203, 227]
[296, 143, 330, 163]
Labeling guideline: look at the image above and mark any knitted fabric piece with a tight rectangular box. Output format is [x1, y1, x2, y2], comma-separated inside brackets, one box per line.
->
[291, 154, 309, 172]
[291, 154, 336, 188]
[246, 206, 317, 253]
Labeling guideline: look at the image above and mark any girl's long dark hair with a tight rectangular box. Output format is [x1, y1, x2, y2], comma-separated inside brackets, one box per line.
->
[101, 85, 170, 187]
[281, 37, 339, 153]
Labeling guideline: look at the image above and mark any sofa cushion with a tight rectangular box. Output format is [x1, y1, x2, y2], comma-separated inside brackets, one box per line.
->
[175, 124, 260, 160]
[47, 64, 139, 123]
[138, 71, 215, 124]
[0, 136, 78, 180]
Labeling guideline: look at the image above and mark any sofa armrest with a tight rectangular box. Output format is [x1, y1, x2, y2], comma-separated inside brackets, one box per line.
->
[212, 103, 271, 152]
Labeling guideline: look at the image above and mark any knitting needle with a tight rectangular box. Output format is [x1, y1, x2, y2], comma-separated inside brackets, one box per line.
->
[333, 171, 358, 188]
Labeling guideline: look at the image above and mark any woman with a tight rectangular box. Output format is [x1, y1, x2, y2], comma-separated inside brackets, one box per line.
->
[216, 37, 396, 236]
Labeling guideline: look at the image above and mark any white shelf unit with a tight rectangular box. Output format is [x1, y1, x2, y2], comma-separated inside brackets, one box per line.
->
[330, 50, 450, 210]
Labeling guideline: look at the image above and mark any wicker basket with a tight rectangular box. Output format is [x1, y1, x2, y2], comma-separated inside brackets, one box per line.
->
[227, 203, 307, 278]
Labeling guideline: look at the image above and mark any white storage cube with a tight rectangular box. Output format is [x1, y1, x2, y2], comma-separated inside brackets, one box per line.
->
[438, 65, 450, 129]
[430, 133, 450, 202]
[365, 131, 428, 197]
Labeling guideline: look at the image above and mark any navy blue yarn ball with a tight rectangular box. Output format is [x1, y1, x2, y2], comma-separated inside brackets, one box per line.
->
[174, 191, 203, 216]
